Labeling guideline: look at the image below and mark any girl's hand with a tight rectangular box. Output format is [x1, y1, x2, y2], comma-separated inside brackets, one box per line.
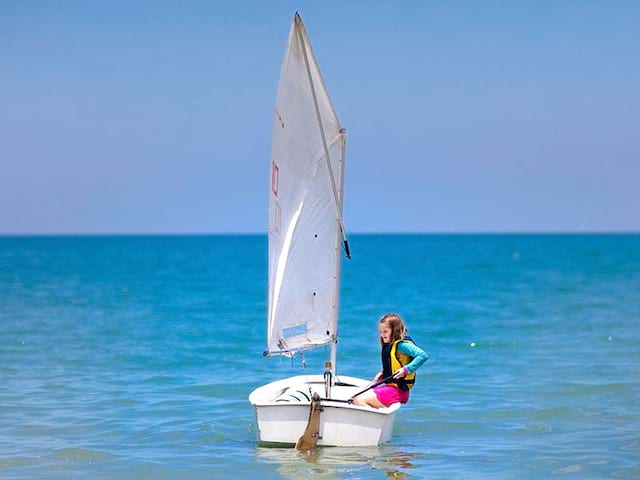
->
[373, 371, 383, 382]
[393, 367, 408, 379]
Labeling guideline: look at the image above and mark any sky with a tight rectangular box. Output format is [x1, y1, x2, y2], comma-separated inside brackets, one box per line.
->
[1, 1, 638, 234]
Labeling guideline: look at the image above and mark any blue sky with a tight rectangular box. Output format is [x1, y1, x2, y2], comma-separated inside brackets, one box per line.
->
[1, 1, 638, 234]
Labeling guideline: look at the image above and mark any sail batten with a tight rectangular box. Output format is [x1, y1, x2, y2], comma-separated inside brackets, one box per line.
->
[266, 14, 345, 356]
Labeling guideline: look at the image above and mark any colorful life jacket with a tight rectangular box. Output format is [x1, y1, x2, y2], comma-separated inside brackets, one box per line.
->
[381, 336, 417, 391]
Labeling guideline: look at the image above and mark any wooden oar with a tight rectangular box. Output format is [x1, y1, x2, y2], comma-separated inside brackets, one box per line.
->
[295, 392, 322, 450]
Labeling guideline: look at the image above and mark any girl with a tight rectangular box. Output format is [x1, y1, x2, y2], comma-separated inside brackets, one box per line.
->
[352, 313, 428, 408]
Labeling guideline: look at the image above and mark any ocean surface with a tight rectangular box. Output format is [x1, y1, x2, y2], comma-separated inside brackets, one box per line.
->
[1, 234, 639, 479]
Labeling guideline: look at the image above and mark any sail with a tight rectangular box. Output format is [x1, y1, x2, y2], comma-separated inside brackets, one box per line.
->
[266, 14, 346, 355]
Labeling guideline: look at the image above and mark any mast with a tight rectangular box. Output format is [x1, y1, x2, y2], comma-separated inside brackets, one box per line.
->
[329, 129, 347, 376]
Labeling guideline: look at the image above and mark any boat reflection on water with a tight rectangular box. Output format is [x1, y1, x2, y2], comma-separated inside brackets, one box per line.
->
[255, 444, 419, 479]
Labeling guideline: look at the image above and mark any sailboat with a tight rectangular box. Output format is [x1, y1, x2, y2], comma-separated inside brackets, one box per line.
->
[248, 13, 399, 447]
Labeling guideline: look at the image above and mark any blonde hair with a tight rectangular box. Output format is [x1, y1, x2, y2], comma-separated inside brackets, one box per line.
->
[379, 312, 407, 345]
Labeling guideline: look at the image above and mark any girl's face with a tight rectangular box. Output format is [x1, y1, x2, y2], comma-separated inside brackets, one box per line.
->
[379, 323, 392, 344]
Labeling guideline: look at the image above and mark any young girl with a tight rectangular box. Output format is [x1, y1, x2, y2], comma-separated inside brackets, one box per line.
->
[352, 313, 428, 408]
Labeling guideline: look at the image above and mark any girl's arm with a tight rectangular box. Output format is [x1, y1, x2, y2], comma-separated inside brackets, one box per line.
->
[397, 341, 429, 374]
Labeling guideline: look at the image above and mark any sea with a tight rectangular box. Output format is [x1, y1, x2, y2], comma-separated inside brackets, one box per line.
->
[1, 234, 638, 479]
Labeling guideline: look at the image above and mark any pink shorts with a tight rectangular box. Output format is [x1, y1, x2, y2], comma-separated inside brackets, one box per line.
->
[373, 384, 410, 406]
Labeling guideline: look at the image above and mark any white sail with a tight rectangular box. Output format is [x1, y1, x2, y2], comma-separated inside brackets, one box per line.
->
[267, 14, 346, 355]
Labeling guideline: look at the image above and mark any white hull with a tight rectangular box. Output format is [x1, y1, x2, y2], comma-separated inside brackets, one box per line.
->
[249, 375, 400, 447]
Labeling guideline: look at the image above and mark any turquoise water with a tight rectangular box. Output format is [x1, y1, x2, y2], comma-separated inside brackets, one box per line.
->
[1, 234, 639, 479]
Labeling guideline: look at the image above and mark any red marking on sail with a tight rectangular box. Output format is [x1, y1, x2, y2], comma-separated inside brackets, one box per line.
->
[271, 162, 279, 196]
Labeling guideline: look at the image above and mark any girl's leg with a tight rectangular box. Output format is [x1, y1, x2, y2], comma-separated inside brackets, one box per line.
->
[351, 390, 386, 408]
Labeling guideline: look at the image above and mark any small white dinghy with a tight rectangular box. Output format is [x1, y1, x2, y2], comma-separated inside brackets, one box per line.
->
[249, 375, 400, 447]
[249, 13, 400, 447]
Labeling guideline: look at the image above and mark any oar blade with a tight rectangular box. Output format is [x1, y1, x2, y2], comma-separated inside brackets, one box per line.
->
[295, 393, 322, 450]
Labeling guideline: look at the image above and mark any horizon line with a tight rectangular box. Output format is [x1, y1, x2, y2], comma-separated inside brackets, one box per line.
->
[1, 230, 639, 238]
